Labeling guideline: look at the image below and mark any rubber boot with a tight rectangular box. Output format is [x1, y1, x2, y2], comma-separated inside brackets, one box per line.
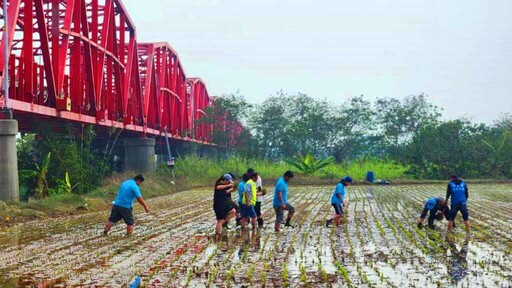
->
[258, 218, 264, 228]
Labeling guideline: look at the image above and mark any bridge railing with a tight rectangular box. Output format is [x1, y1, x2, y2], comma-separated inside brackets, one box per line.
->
[0, 0, 214, 144]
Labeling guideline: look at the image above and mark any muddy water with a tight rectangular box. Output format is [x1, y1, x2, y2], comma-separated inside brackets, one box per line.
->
[0, 184, 511, 287]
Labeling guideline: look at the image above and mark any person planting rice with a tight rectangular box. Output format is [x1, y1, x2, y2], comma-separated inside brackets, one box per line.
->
[237, 173, 251, 226]
[416, 196, 448, 229]
[326, 176, 352, 227]
[247, 168, 266, 228]
[213, 174, 237, 236]
[273, 170, 295, 232]
[103, 174, 150, 236]
[446, 175, 470, 232]
[241, 172, 259, 230]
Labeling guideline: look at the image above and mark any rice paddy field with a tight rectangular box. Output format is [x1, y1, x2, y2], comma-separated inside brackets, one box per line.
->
[0, 184, 511, 287]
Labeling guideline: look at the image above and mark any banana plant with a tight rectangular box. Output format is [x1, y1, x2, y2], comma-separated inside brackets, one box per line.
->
[50, 172, 78, 196]
[19, 152, 52, 199]
[284, 150, 333, 175]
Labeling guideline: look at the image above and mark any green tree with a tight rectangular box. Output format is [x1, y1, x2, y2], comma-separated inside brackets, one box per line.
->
[249, 93, 291, 159]
[375, 94, 441, 159]
[250, 92, 335, 159]
[196, 93, 252, 149]
[406, 120, 488, 178]
[33, 123, 110, 194]
[479, 115, 512, 177]
[329, 96, 379, 161]
[285, 93, 333, 156]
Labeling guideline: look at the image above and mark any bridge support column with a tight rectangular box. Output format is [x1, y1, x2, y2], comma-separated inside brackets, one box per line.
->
[0, 120, 19, 202]
[123, 138, 156, 173]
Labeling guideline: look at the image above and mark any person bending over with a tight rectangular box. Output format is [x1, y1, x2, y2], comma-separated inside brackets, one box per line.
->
[326, 176, 352, 227]
[104, 174, 149, 236]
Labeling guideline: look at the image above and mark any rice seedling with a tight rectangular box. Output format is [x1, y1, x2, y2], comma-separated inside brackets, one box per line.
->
[0, 184, 510, 287]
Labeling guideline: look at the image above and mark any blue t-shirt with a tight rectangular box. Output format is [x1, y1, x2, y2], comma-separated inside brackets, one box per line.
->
[273, 177, 289, 207]
[331, 183, 345, 205]
[113, 179, 142, 208]
[237, 181, 246, 203]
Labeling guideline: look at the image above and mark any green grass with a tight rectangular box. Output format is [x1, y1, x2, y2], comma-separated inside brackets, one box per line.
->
[319, 158, 410, 181]
[2, 156, 409, 225]
[173, 155, 409, 183]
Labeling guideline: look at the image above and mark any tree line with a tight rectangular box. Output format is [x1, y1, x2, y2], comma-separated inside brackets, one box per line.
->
[203, 92, 512, 179]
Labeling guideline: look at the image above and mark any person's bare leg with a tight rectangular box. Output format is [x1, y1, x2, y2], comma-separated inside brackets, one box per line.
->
[336, 215, 343, 226]
[251, 217, 256, 230]
[464, 220, 470, 232]
[104, 222, 113, 234]
[126, 225, 134, 235]
[216, 220, 224, 235]
[275, 222, 280, 232]
[227, 210, 235, 222]
[447, 220, 453, 231]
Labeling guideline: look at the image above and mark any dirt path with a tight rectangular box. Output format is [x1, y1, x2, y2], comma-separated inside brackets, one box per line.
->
[0, 184, 511, 287]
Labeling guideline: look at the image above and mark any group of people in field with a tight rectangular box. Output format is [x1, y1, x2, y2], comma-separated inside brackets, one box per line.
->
[417, 175, 471, 232]
[101, 171, 470, 236]
[213, 169, 296, 235]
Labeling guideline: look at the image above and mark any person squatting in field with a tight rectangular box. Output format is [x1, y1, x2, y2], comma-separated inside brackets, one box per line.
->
[213, 174, 236, 236]
[247, 168, 265, 228]
[273, 170, 295, 232]
[446, 175, 470, 232]
[241, 172, 259, 230]
[326, 176, 353, 227]
[416, 196, 449, 229]
[103, 174, 150, 236]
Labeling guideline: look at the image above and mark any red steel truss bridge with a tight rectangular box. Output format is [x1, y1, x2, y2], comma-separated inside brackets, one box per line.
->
[0, 0, 222, 144]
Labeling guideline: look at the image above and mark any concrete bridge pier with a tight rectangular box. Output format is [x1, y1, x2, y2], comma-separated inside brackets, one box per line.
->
[0, 119, 19, 202]
[123, 138, 156, 173]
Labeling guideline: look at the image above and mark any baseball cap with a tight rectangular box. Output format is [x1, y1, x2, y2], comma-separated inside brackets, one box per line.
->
[342, 176, 353, 183]
[426, 198, 436, 210]
[223, 173, 234, 183]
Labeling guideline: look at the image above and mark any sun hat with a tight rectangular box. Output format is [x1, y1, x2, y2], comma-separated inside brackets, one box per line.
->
[223, 173, 234, 183]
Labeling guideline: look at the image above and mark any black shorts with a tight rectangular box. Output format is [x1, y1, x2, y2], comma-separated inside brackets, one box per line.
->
[332, 204, 343, 215]
[449, 203, 469, 221]
[255, 201, 262, 217]
[227, 199, 240, 213]
[214, 206, 230, 220]
[108, 205, 135, 225]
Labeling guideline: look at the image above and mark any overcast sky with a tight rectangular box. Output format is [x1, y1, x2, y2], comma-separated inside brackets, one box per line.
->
[122, 0, 512, 124]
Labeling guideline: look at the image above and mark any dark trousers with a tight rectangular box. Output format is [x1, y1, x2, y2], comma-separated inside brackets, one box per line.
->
[421, 206, 440, 227]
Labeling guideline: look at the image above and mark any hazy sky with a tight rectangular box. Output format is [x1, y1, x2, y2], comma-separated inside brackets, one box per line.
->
[122, 0, 512, 124]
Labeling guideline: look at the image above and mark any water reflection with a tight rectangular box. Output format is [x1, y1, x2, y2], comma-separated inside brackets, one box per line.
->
[446, 234, 469, 282]
[237, 229, 262, 258]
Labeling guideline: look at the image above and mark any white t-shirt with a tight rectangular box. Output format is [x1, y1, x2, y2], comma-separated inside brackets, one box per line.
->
[256, 175, 263, 202]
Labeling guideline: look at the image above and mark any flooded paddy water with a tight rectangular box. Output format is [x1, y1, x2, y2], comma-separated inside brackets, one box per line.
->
[0, 184, 511, 287]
